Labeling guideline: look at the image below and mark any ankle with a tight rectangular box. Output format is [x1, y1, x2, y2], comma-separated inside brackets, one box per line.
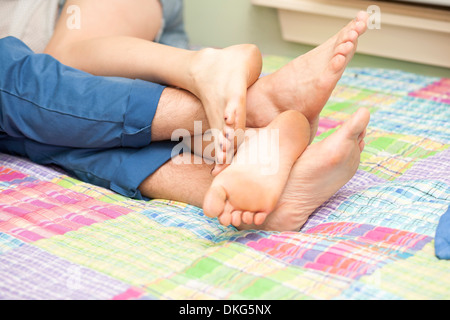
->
[187, 48, 218, 97]
[246, 77, 283, 128]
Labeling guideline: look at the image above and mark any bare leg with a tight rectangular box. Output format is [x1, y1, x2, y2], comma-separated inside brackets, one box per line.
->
[150, 11, 369, 146]
[45, 10, 372, 230]
[246, 11, 369, 140]
[150, 8, 367, 143]
[151, 87, 207, 141]
[45, 0, 262, 163]
[139, 153, 214, 209]
[139, 108, 370, 231]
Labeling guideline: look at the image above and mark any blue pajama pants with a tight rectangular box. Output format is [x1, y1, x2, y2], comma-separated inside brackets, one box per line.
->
[0, 36, 178, 200]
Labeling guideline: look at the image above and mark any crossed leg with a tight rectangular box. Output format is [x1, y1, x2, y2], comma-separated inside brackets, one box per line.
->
[44, 5, 371, 230]
[140, 15, 371, 229]
[140, 107, 370, 231]
[45, 0, 262, 165]
[148, 12, 368, 141]
[246, 11, 369, 138]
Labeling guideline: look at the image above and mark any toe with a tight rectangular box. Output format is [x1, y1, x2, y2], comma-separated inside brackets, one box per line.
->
[342, 108, 371, 139]
[347, 30, 359, 43]
[215, 147, 226, 165]
[359, 139, 366, 152]
[355, 11, 369, 34]
[358, 128, 367, 142]
[329, 54, 347, 74]
[219, 201, 234, 226]
[203, 184, 227, 218]
[337, 19, 357, 43]
[219, 212, 232, 226]
[357, 10, 369, 21]
[355, 20, 368, 35]
[337, 13, 367, 44]
[231, 210, 242, 227]
[254, 212, 268, 226]
[329, 41, 354, 74]
[224, 96, 246, 130]
[242, 211, 254, 225]
[224, 108, 236, 126]
[339, 28, 359, 44]
[357, 11, 370, 23]
[335, 41, 355, 58]
[214, 135, 234, 166]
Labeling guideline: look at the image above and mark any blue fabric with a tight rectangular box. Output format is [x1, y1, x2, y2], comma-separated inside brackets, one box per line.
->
[158, 0, 190, 49]
[0, 36, 165, 149]
[0, 36, 176, 200]
[435, 206, 450, 260]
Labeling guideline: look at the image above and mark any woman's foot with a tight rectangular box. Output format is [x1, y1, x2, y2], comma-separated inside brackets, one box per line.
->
[246, 11, 369, 136]
[189, 44, 263, 167]
[202, 110, 311, 227]
[239, 108, 371, 232]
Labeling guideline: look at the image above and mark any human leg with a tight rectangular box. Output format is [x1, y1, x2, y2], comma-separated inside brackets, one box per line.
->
[245, 11, 369, 140]
[0, 105, 369, 232]
[0, 134, 181, 201]
[153, 12, 371, 145]
[0, 36, 165, 149]
[142, 108, 369, 230]
[0, 36, 222, 150]
[139, 153, 214, 208]
[45, 0, 262, 162]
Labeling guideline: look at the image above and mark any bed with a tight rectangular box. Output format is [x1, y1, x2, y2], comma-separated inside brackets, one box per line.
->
[0, 56, 449, 300]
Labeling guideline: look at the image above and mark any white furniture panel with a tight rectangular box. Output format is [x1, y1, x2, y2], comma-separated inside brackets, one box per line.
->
[251, 0, 450, 67]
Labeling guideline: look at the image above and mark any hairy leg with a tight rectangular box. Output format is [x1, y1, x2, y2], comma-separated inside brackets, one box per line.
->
[139, 109, 369, 231]
[139, 153, 214, 208]
[151, 87, 207, 141]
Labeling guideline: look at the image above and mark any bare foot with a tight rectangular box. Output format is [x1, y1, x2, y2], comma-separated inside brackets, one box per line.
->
[246, 11, 369, 136]
[239, 108, 371, 232]
[202, 110, 311, 227]
[189, 44, 263, 168]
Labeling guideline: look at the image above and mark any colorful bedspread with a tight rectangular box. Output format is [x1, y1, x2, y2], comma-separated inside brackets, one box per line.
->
[1, 58, 449, 299]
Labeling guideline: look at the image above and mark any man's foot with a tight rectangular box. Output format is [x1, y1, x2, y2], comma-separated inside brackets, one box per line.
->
[202, 110, 311, 227]
[239, 108, 371, 232]
[246, 11, 369, 136]
[189, 44, 263, 168]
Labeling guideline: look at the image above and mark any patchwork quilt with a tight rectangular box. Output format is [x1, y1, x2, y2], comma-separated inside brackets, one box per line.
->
[0, 57, 449, 299]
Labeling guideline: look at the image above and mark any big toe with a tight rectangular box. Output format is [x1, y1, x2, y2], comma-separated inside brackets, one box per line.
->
[329, 54, 347, 74]
[203, 184, 227, 218]
[342, 108, 371, 140]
